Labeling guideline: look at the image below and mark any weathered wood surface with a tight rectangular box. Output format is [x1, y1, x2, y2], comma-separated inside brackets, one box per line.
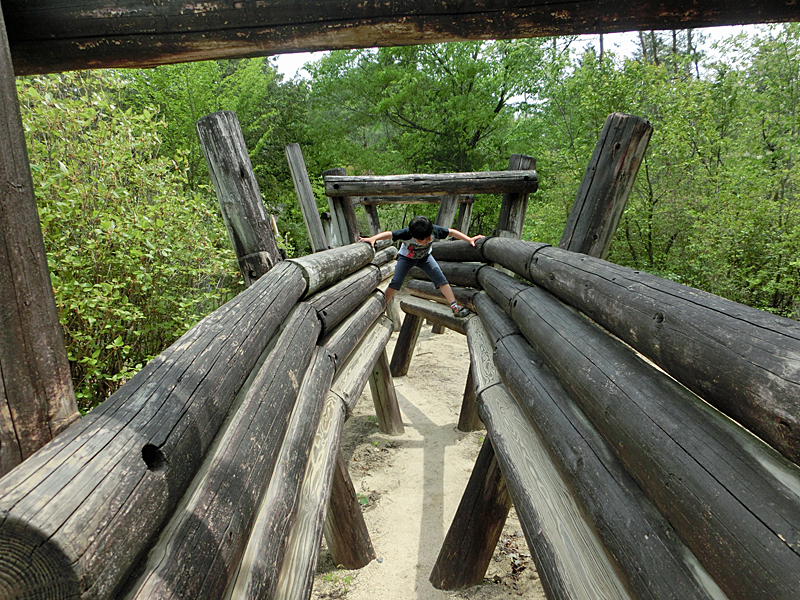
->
[332, 316, 394, 416]
[308, 264, 382, 336]
[357, 194, 474, 206]
[325, 167, 361, 246]
[286, 143, 329, 253]
[495, 154, 535, 239]
[472, 291, 525, 345]
[454, 197, 474, 233]
[227, 347, 336, 600]
[480, 237, 550, 279]
[368, 349, 405, 435]
[477, 382, 634, 600]
[456, 370, 483, 432]
[475, 264, 530, 315]
[504, 282, 800, 600]
[429, 239, 487, 263]
[0, 261, 306, 600]
[496, 333, 724, 600]
[274, 390, 347, 600]
[323, 451, 376, 570]
[408, 262, 483, 289]
[289, 243, 374, 296]
[197, 111, 282, 285]
[435, 195, 460, 230]
[429, 438, 510, 589]
[320, 292, 386, 370]
[325, 170, 538, 197]
[371, 245, 397, 266]
[390, 313, 423, 377]
[9, 1, 798, 75]
[560, 113, 653, 259]
[0, 5, 78, 476]
[363, 203, 382, 235]
[125, 304, 321, 600]
[516, 245, 800, 467]
[405, 279, 478, 311]
[399, 297, 468, 336]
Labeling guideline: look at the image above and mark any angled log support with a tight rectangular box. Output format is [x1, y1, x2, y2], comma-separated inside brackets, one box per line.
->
[196, 111, 282, 285]
[368, 349, 404, 435]
[286, 143, 329, 253]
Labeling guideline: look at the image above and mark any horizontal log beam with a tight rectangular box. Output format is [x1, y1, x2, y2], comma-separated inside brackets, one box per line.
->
[289, 244, 374, 297]
[325, 171, 537, 197]
[405, 279, 478, 311]
[356, 195, 474, 206]
[5, 1, 800, 75]
[399, 296, 468, 335]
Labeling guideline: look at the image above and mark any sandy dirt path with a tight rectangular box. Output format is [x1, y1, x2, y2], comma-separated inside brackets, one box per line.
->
[312, 316, 546, 600]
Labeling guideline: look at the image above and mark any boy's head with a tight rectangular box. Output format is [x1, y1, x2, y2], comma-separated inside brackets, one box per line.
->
[408, 216, 434, 242]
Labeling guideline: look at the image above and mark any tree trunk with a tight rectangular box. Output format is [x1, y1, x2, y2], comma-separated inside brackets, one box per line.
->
[0, 4, 78, 476]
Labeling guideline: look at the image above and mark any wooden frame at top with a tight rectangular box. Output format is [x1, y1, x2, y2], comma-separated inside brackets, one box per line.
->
[5, 1, 800, 76]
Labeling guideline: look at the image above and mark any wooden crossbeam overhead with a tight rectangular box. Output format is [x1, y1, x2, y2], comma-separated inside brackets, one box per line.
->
[356, 195, 474, 206]
[325, 171, 538, 197]
[5, 1, 800, 75]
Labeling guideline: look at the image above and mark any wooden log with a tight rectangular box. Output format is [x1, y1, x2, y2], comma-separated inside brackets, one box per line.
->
[368, 349, 405, 435]
[429, 438, 510, 590]
[363, 204, 382, 235]
[456, 370, 483, 432]
[435, 195, 460, 230]
[496, 334, 725, 600]
[0, 4, 78, 476]
[325, 167, 361, 246]
[473, 291, 524, 345]
[560, 113, 653, 259]
[323, 451, 376, 570]
[495, 154, 535, 239]
[8, 2, 800, 76]
[125, 304, 321, 600]
[507, 284, 800, 600]
[405, 279, 478, 311]
[273, 391, 346, 600]
[481, 237, 550, 280]
[226, 347, 336, 600]
[358, 195, 474, 206]
[196, 111, 282, 285]
[308, 265, 382, 336]
[476, 264, 531, 315]
[454, 197, 474, 233]
[521, 245, 800, 467]
[0, 261, 306, 600]
[477, 382, 634, 600]
[320, 292, 386, 370]
[331, 316, 394, 416]
[399, 297, 468, 336]
[289, 243, 374, 296]
[325, 170, 538, 197]
[410, 261, 485, 289]
[371, 245, 397, 266]
[285, 143, 329, 253]
[390, 313, 423, 377]
[465, 314, 501, 396]
[430, 238, 488, 263]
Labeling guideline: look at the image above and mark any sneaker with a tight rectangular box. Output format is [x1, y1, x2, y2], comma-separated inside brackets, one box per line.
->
[452, 305, 471, 318]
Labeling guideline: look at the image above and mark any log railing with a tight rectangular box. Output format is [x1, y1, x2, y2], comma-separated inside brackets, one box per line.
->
[395, 237, 800, 600]
[0, 244, 403, 600]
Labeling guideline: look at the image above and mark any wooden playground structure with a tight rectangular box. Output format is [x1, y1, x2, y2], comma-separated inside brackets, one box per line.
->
[1, 2, 800, 600]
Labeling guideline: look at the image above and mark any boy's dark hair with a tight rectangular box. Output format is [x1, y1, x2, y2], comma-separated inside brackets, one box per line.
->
[409, 215, 434, 240]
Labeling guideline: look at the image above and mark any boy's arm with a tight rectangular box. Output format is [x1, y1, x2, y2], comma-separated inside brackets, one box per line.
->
[448, 229, 486, 246]
[358, 230, 393, 247]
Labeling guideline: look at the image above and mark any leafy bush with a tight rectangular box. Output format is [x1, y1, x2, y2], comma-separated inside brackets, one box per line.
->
[19, 71, 242, 411]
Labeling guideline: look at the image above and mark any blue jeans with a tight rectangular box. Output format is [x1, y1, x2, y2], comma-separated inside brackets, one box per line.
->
[389, 254, 448, 290]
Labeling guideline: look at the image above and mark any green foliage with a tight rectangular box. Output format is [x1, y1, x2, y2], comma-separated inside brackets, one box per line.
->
[19, 71, 242, 410]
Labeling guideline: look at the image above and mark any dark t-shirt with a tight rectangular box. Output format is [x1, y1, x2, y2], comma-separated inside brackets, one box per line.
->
[392, 225, 449, 260]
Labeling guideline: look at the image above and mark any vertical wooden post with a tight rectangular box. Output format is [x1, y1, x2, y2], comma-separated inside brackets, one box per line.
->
[324, 167, 360, 246]
[196, 111, 282, 286]
[456, 371, 482, 432]
[389, 313, 423, 377]
[0, 6, 79, 476]
[323, 451, 377, 569]
[364, 203, 382, 236]
[454, 196, 474, 234]
[368, 348, 404, 435]
[430, 195, 460, 334]
[560, 113, 653, 258]
[285, 143, 329, 253]
[495, 154, 535, 238]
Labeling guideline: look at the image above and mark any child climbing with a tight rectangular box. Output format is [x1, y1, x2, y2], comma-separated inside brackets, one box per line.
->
[359, 215, 484, 317]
